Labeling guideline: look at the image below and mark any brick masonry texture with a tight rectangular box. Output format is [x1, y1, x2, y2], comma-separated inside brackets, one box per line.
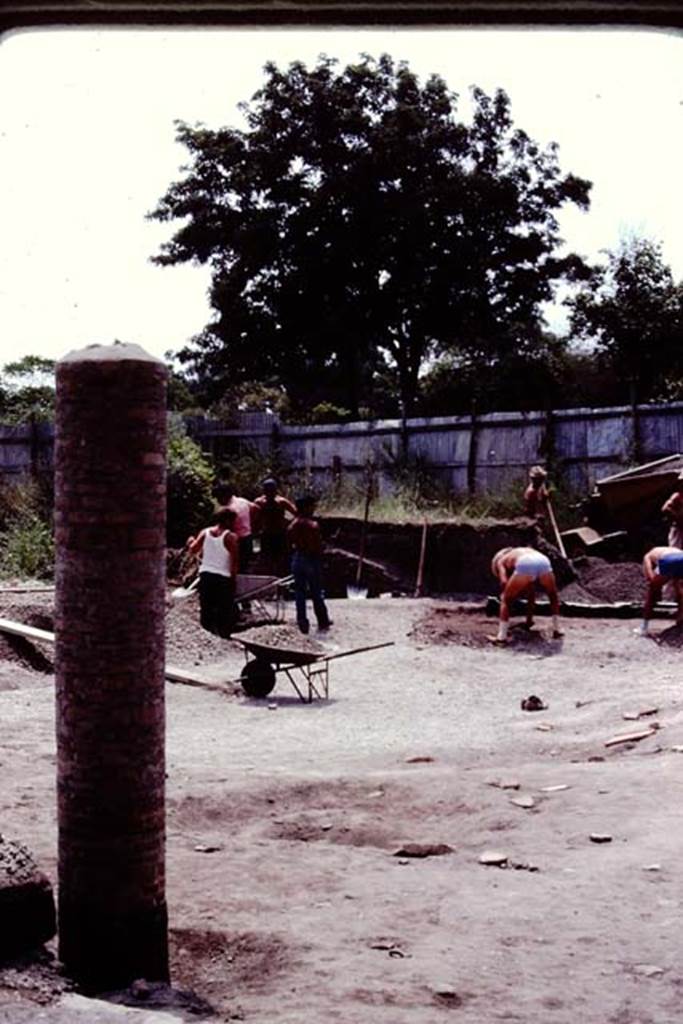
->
[54, 343, 169, 987]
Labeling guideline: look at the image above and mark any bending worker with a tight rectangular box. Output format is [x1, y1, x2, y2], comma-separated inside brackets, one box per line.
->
[639, 546, 683, 636]
[662, 472, 683, 549]
[491, 546, 563, 643]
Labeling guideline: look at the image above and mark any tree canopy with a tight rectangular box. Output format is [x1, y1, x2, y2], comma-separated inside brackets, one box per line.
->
[150, 53, 592, 417]
[568, 236, 683, 405]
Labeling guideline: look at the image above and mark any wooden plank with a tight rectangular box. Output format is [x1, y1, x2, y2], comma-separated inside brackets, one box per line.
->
[0, 617, 226, 690]
[604, 729, 656, 748]
[0, 616, 54, 644]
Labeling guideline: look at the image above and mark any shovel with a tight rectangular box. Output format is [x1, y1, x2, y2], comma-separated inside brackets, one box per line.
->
[347, 471, 373, 599]
[171, 576, 199, 601]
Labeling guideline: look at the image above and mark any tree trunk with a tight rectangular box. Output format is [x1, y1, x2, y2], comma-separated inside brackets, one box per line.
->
[55, 343, 169, 989]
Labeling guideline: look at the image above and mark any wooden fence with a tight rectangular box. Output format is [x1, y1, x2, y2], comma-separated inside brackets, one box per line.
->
[4, 402, 683, 496]
[184, 402, 683, 496]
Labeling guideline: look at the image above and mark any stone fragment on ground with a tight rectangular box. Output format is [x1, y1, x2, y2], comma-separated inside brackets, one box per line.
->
[0, 836, 56, 958]
[510, 795, 536, 809]
[393, 843, 454, 858]
[478, 850, 508, 866]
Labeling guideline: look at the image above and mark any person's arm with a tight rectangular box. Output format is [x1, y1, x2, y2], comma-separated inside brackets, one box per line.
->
[224, 530, 239, 575]
[250, 499, 263, 534]
[188, 530, 205, 557]
[281, 496, 298, 517]
[662, 493, 682, 519]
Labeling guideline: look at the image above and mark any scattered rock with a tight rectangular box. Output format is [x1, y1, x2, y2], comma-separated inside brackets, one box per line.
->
[670, 745, 683, 753]
[632, 963, 665, 978]
[643, 864, 661, 872]
[510, 795, 536, 809]
[488, 779, 521, 791]
[589, 833, 613, 844]
[405, 756, 435, 764]
[433, 985, 464, 1006]
[587, 755, 605, 762]
[535, 723, 554, 732]
[267, 703, 278, 710]
[540, 784, 570, 792]
[478, 850, 508, 867]
[521, 695, 547, 712]
[193, 844, 223, 853]
[393, 843, 454, 859]
[130, 978, 152, 1000]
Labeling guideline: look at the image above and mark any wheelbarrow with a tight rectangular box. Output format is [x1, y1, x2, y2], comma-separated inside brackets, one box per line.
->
[236, 638, 394, 702]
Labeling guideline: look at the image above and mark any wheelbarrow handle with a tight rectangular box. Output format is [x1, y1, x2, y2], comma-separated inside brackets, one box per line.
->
[323, 641, 395, 664]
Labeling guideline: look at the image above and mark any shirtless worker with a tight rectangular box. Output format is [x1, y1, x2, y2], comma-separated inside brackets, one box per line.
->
[491, 546, 563, 643]
[253, 477, 297, 575]
[523, 466, 550, 526]
[661, 472, 683, 549]
[637, 545, 683, 636]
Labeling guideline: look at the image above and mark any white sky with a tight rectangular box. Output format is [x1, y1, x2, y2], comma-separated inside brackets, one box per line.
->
[0, 26, 682, 368]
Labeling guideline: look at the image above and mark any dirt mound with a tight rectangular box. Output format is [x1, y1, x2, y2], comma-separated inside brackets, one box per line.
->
[571, 556, 644, 604]
[170, 927, 293, 1008]
[410, 606, 561, 650]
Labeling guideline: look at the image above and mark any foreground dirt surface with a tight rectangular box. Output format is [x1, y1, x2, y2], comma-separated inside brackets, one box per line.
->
[1, 592, 683, 1023]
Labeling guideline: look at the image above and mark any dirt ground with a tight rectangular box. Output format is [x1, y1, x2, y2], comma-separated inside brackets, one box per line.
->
[1, 587, 683, 1024]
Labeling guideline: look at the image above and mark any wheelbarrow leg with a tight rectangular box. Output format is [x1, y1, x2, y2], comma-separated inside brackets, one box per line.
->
[282, 666, 309, 703]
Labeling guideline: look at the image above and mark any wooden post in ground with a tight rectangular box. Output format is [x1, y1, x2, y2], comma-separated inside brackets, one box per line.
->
[55, 342, 169, 989]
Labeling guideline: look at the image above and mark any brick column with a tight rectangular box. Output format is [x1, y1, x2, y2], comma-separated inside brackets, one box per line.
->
[55, 342, 168, 988]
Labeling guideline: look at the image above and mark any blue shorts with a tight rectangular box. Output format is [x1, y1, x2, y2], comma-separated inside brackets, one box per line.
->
[513, 552, 552, 579]
[657, 553, 683, 579]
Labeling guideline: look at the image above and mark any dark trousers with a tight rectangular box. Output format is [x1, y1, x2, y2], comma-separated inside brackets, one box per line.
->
[198, 572, 236, 638]
[291, 552, 330, 631]
[260, 532, 288, 575]
[237, 536, 253, 573]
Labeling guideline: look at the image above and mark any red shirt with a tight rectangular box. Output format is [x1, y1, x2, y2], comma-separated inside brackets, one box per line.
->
[288, 515, 323, 556]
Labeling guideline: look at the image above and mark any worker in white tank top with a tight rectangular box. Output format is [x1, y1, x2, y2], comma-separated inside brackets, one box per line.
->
[188, 507, 239, 638]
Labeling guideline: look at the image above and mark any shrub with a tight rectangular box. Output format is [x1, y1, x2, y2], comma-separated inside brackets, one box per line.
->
[0, 514, 54, 580]
[167, 417, 215, 546]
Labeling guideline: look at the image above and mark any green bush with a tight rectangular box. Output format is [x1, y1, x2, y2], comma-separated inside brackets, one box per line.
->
[0, 515, 54, 580]
[214, 445, 295, 501]
[167, 417, 215, 546]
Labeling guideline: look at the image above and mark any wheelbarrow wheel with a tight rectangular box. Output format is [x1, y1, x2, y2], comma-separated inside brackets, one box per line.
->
[240, 658, 276, 698]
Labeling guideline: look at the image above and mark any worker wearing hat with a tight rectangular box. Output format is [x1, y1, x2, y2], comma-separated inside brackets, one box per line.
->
[524, 465, 550, 524]
[661, 471, 683, 549]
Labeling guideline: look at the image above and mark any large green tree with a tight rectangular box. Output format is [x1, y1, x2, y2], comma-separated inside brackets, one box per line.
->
[568, 236, 683, 405]
[150, 54, 591, 416]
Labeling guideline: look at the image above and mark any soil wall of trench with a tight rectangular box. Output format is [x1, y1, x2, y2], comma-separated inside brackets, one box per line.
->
[319, 517, 558, 598]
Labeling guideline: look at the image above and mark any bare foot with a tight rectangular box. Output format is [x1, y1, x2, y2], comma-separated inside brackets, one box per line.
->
[487, 635, 508, 645]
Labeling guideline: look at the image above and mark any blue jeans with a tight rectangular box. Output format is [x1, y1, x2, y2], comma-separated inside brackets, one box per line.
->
[291, 552, 330, 631]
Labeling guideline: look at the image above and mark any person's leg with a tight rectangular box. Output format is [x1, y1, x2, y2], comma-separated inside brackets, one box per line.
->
[216, 575, 236, 638]
[497, 574, 532, 641]
[640, 577, 664, 634]
[524, 584, 536, 628]
[309, 557, 331, 628]
[198, 572, 218, 635]
[539, 571, 563, 637]
[291, 553, 310, 633]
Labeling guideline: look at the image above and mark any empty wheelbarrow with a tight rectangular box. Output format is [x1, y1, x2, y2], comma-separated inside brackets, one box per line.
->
[236, 638, 394, 702]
